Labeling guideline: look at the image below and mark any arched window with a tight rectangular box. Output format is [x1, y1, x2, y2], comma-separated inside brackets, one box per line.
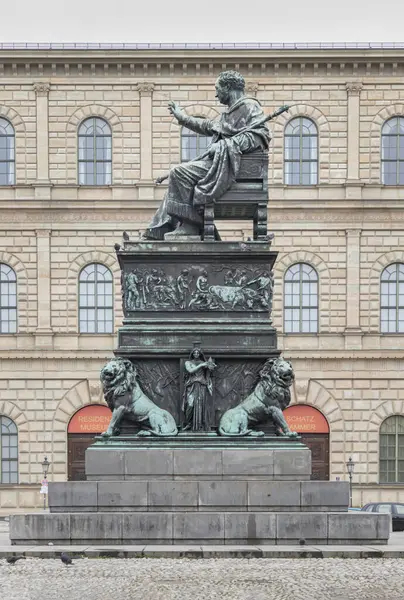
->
[284, 117, 318, 185]
[284, 263, 318, 333]
[381, 117, 404, 185]
[380, 416, 404, 483]
[0, 118, 15, 185]
[79, 264, 113, 333]
[181, 124, 212, 162]
[0, 416, 18, 483]
[78, 117, 112, 185]
[0, 263, 17, 333]
[380, 263, 404, 333]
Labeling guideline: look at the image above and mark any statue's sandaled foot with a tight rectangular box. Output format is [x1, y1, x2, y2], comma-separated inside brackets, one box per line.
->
[164, 222, 201, 240]
[100, 430, 112, 438]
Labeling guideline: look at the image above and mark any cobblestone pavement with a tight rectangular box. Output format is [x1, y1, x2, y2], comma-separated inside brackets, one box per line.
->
[0, 557, 403, 600]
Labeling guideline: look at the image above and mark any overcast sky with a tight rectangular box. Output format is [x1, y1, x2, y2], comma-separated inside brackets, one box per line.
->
[0, 0, 403, 44]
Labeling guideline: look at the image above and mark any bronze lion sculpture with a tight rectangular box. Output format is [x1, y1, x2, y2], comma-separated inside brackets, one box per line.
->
[218, 357, 298, 437]
[100, 357, 178, 437]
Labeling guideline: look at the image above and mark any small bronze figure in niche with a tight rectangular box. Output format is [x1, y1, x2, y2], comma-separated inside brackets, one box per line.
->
[182, 346, 217, 432]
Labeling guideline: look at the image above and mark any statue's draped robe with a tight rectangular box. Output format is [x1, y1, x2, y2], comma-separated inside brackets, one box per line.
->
[182, 359, 213, 432]
[144, 97, 271, 239]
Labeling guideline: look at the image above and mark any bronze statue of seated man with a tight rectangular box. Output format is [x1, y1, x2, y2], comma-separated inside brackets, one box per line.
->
[142, 70, 271, 241]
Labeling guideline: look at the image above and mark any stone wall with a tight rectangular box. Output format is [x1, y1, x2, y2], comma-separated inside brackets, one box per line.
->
[0, 46, 404, 507]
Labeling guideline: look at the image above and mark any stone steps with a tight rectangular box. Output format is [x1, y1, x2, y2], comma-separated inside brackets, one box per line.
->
[48, 480, 349, 513]
[86, 442, 312, 481]
[10, 511, 390, 545]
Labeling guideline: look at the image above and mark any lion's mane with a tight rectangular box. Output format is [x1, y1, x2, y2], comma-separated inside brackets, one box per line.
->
[100, 357, 136, 411]
[259, 357, 294, 410]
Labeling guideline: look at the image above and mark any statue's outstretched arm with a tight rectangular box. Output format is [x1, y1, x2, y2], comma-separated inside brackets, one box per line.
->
[178, 113, 216, 136]
[168, 99, 217, 136]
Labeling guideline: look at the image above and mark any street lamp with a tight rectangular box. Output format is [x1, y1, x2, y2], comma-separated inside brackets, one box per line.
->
[346, 456, 355, 508]
[41, 456, 51, 511]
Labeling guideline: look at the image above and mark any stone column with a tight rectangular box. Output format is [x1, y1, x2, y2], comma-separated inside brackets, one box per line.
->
[35, 229, 53, 348]
[345, 82, 363, 186]
[345, 228, 363, 349]
[137, 82, 155, 186]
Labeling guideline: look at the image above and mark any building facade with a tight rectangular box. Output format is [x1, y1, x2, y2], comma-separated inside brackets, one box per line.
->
[0, 43, 404, 508]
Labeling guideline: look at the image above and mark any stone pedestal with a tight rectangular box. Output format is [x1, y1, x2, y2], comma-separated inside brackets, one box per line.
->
[10, 441, 390, 545]
[115, 240, 277, 431]
[8, 238, 390, 546]
[85, 435, 311, 481]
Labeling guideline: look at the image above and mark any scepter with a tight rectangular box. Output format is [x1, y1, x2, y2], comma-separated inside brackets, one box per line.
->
[155, 104, 290, 185]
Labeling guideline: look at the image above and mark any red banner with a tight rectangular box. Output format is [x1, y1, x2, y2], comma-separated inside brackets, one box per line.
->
[68, 404, 112, 434]
[283, 405, 329, 434]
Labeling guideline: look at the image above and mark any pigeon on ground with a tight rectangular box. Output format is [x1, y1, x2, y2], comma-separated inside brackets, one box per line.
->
[6, 555, 26, 564]
[299, 538, 306, 546]
[60, 552, 73, 565]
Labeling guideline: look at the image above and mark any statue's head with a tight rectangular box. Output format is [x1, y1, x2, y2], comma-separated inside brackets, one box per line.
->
[260, 357, 295, 389]
[100, 357, 137, 408]
[215, 70, 245, 105]
[190, 347, 205, 361]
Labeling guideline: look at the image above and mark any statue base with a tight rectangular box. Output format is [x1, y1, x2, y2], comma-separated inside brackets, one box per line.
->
[10, 433, 390, 546]
[8, 240, 390, 545]
[10, 440, 390, 545]
[85, 434, 311, 481]
[114, 240, 278, 432]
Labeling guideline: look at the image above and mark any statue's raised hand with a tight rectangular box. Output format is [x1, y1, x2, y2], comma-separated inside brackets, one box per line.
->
[168, 100, 183, 122]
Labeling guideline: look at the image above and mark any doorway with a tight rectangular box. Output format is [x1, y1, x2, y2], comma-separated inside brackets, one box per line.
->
[283, 404, 330, 481]
[67, 404, 112, 481]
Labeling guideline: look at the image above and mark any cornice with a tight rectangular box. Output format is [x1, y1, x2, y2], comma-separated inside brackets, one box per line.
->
[2, 350, 404, 363]
[0, 48, 404, 79]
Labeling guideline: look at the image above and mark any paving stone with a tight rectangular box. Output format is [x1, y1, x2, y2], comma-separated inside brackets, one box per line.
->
[1, 557, 404, 600]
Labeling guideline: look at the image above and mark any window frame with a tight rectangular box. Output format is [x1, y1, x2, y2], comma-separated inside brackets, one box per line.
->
[78, 263, 114, 334]
[0, 263, 17, 334]
[284, 263, 319, 334]
[380, 263, 404, 334]
[180, 120, 212, 162]
[381, 116, 404, 186]
[284, 116, 318, 186]
[0, 416, 18, 484]
[0, 117, 15, 186]
[379, 415, 404, 484]
[78, 117, 112, 186]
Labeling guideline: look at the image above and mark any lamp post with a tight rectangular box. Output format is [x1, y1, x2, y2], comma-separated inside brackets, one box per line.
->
[346, 456, 355, 508]
[41, 456, 50, 511]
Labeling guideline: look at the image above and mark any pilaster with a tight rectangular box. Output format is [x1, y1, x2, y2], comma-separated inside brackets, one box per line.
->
[33, 82, 52, 198]
[246, 81, 259, 98]
[345, 82, 363, 195]
[344, 228, 363, 349]
[137, 82, 155, 185]
[35, 229, 53, 348]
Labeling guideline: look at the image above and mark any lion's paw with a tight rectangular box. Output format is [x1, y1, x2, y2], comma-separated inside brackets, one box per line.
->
[248, 430, 265, 437]
[137, 429, 152, 437]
